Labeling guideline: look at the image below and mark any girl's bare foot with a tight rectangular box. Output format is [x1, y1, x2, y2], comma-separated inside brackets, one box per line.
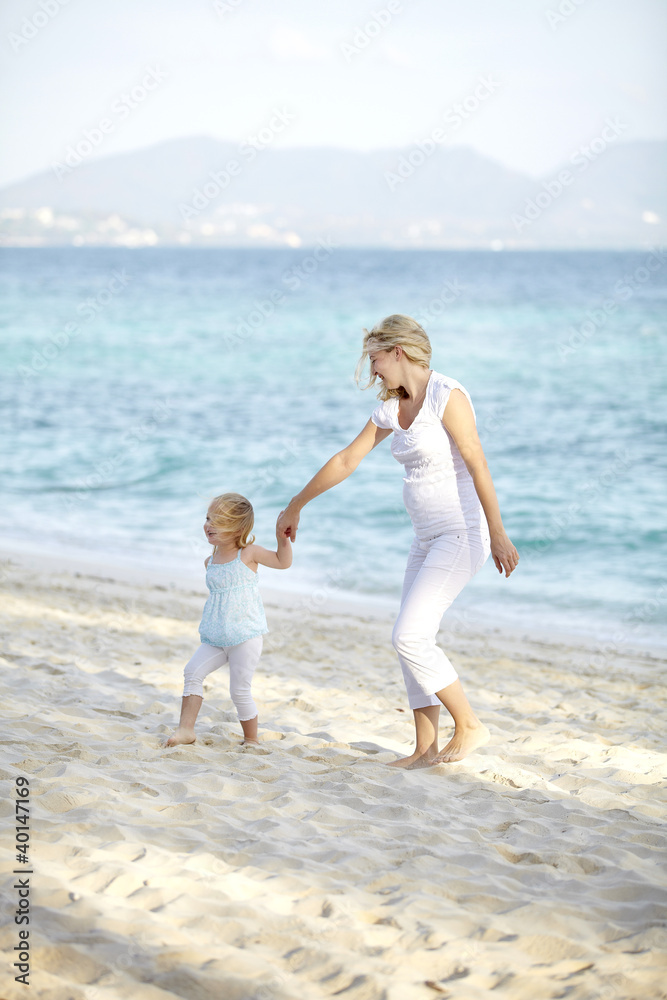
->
[240, 715, 259, 745]
[429, 723, 490, 764]
[164, 728, 196, 747]
[388, 748, 438, 768]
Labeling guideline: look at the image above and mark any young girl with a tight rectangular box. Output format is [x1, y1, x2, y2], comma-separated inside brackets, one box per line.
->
[164, 492, 292, 748]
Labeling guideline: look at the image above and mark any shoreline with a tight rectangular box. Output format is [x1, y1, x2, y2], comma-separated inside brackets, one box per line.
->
[1, 538, 665, 664]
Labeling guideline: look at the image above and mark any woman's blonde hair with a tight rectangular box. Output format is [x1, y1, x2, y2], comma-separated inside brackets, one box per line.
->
[355, 314, 432, 400]
[207, 492, 255, 548]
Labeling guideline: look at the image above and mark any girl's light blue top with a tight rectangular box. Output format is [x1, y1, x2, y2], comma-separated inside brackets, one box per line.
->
[199, 549, 268, 648]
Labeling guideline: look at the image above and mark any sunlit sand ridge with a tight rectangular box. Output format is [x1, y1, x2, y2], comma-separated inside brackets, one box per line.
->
[1, 552, 666, 1000]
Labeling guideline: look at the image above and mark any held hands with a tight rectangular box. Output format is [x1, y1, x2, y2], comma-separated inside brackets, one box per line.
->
[277, 504, 300, 542]
[491, 531, 519, 577]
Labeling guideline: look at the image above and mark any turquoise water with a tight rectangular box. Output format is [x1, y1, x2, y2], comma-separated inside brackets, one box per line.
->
[2, 247, 666, 648]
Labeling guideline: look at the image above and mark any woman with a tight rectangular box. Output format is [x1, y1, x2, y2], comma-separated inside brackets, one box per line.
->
[277, 314, 518, 768]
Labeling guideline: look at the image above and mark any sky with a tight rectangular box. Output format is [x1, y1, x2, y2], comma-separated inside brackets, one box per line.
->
[0, 0, 665, 188]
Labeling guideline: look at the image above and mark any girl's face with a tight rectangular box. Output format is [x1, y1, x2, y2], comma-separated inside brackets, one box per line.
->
[369, 346, 401, 388]
[204, 510, 233, 546]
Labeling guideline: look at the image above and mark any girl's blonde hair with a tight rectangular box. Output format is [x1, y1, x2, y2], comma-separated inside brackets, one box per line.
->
[355, 313, 432, 401]
[207, 492, 255, 547]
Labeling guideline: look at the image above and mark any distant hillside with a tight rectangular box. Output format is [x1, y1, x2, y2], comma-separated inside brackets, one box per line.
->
[0, 136, 664, 248]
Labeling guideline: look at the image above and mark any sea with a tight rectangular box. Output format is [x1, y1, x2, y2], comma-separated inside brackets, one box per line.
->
[2, 246, 666, 651]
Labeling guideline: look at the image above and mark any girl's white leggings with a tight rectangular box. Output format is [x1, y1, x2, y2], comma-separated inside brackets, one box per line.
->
[182, 636, 262, 721]
[392, 527, 491, 710]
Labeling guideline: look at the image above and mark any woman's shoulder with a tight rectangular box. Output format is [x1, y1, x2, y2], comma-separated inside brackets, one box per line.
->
[428, 372, 475, 419]
[430, 370, 466, 390]
[430, 371, 472, 400]
[370, 393, 399, 428]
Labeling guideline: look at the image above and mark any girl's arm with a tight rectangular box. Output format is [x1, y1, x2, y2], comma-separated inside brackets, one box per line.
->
[277, 419, 392, 541]
[245, 531, 292, 571]
[442, 389, 519, 578]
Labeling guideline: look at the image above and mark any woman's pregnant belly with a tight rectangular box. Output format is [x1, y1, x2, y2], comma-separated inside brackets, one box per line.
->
[403, 471, 483, 538]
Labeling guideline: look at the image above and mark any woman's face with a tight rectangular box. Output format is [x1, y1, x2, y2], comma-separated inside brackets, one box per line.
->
[369, 347, 400, 386]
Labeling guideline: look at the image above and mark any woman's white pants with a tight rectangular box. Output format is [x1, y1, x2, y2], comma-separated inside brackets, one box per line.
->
[392, 528, 491, 710]
[182, 637, 262, 721]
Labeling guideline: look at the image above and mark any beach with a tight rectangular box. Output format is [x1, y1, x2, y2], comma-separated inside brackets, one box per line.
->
[1, 549, 666, 999]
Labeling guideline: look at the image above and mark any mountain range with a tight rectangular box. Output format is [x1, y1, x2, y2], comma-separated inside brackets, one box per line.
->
[1, 135, 664, 248]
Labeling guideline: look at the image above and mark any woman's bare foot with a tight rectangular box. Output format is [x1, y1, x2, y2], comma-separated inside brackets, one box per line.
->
[428, 723, 490, 764]
[388, 748, 438, 768]
[240, 738, 260, 746]
[164, 728, 196, 747]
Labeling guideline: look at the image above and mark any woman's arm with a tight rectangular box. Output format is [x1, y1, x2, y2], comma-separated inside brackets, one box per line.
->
[443, 389, 519, 577]
[277, 419, 392, 541]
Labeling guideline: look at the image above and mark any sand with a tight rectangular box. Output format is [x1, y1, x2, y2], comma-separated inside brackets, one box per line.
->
[1, 548, 666, 1000]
